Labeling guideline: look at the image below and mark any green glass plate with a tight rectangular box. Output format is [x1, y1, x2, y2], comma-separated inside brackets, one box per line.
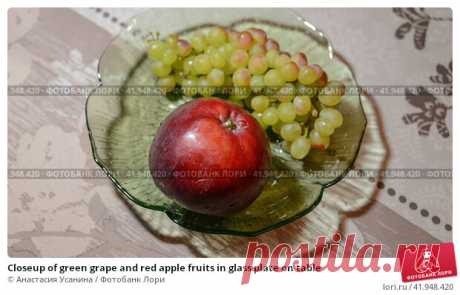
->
[86, 8, 366, 236]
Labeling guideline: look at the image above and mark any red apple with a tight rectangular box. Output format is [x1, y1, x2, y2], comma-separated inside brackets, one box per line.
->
[149, 98, 271, 216]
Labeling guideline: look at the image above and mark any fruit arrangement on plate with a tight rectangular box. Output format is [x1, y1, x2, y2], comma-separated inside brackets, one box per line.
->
[86, 9, 366, 235]
[147, 27, 346, 160]
[146, 27, 347, 216]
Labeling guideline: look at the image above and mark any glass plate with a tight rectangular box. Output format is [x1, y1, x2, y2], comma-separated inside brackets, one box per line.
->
[86, 8, 366, 236]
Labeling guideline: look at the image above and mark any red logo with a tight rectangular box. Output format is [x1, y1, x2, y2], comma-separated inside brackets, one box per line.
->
[397, 242, 457, 282]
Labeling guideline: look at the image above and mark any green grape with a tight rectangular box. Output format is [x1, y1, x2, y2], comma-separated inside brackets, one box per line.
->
[277, 102, 296, 123]
[314, 118, 335, 136]
[309, 129, 330, 150]
[235, 31, 253, 50]
[151, 60, 171, 77]
[182, 78, 198, 96]
[193, 54, 212, 75]
[157, 76, 176, 93]
[280, 122, 302, 141]
[207, 68, 225, 87]
[280, 62, 299, 82]
[250, 44, 267, 56]
[314, 71, 328, 88]
[318, 80, 345, 106]
[252, 111, 265, 127]
[274, 54, 291, 69]
[230, 49, 249, 69]
[218, 43, 235, 58]
[298, 65, 321, 85]
[177, 39, 192, 57]
[250, 75, 265, 93]
[190, 33, 207, 52]
[210, 50, 226, 68]
[320, 108, 343, 128]
[148, 41, 167, 60]
[291, 52, 308, 67]
[248, 54, 268, 75]
[162, 47, 178, 65]
[207, 27, 227, 46]
[232, 68, 251, 87]
[318, 93, 342, 106]
[264, 69, 285, 88]
[276, 83, 296, 102]
[251, 95, 270, 112]
[293, 96, 312, 115]
[183, 57, 195, 75]
[266, 49, 279, 68]
[248, 28, 267, 45]
[290, 137, 311, 159]
[262, 107, 279, 126]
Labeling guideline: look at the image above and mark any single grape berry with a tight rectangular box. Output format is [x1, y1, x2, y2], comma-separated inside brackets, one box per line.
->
[262, 107, 279, 126]
[236, 31, 254, 50]
[251, 95, 270, 112]
[190, 33, 207, 52]
[151, 60, 172, 77]
[293, 96, 312, 115]
[230, 49, 249, 69]
[248, 54, 268, 75]
[290, 137, 311, 159]
[264, 69, 285, 88]
[314, 118, 335, 136]
[280, 122, 302, 141]
[277, 102, 296, 123]
[207, 27, 228, 46]
[177, 39, 192, 57]
[280, 62, 299, 82]
[248, 28, 267, 45]
[207, 68, 225, 87]
[274, 54, 291, 69]
[232, 68, 251, 87]
[210, 50, 226, 68]
[193, 54, 212, 75]
[157, 76, 176, 93]
[148, 40, 167, 60]
[250, 75, 265, 93]
[265, 49, 279, 68]
[250, 44, 267, 56]
[298, 65, 322, 85]
[162, 47, 178, 65]
[320, 108, 343, 128]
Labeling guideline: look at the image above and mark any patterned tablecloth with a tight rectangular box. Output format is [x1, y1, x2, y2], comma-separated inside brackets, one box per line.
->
[8, 8, 452, 257]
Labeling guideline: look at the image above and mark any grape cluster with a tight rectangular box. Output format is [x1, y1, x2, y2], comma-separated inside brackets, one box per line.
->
[146, 27, 346, 160]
